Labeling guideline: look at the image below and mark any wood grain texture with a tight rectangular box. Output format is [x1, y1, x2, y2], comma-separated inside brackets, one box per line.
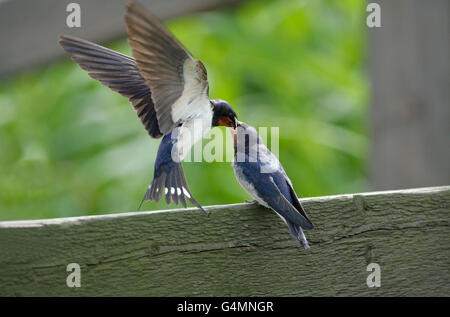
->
[369, 0, 450, 190]
[0, 186, 449, 296]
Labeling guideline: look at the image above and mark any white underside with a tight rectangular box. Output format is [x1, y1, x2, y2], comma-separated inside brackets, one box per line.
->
[173, 110, 212, 162]
[171, 58, 210, 124]
[169, 58, 213, 162]
[233, 163, 269, 208]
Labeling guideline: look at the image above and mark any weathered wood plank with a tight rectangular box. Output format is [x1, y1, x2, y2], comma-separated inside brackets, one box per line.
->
[0, 186, 449, 296]
[0, 0, 244, 79]
[369, 0, 450, 190]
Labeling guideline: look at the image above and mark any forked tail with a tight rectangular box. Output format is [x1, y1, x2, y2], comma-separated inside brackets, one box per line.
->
[140, 133, 208, 216]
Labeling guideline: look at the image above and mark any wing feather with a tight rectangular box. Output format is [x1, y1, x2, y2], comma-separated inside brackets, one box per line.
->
[58, 35, 162, 138]
[125, 2, 210, 135]
[265, 177, 314, 230]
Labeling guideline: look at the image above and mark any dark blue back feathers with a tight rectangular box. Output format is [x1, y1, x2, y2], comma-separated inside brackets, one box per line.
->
[235, 153, 313, 230]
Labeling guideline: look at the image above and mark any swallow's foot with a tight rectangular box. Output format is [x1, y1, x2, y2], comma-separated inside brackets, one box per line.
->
[244, 199, 258, 204]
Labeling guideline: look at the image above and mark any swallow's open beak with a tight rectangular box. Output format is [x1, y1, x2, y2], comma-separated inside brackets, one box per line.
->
[229, 123, 237, 142]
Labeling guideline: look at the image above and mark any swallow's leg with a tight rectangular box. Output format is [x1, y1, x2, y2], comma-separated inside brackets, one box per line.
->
[244, 199, 258, 204]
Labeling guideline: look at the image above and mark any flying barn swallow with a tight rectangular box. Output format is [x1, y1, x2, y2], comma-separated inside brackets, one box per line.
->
[231, 122, 314, 249]
[59, 1, 237, 215]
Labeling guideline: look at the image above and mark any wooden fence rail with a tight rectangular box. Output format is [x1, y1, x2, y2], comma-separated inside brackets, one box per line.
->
[0, 186, 449, 296]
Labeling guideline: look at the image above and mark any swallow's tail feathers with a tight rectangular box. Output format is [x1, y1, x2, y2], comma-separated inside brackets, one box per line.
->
[297, 226, 310, 250]
[144, 163, 208, 216]
[286, 221, 310, 250]
[173, 164, 209, 216]
[142, 133, 208, 215]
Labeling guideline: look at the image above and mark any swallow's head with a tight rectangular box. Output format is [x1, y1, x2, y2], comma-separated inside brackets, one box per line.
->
[211, 99, 238, 128]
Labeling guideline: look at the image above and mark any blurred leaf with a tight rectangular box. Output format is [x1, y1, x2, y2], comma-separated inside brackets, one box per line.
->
[0, 0, 368, 220]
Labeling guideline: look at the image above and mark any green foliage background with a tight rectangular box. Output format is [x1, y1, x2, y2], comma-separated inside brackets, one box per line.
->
[0, 0, 368, 220]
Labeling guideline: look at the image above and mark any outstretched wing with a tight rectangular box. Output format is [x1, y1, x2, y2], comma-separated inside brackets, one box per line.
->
[124, 1, 211, 135]
[143, 132, 208, 215]
[59, 35, 162, 138]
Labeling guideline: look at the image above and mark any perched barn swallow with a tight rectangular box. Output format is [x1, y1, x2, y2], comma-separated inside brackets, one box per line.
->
[231, 122, 314, 249]
[59, 2, 237, 215]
